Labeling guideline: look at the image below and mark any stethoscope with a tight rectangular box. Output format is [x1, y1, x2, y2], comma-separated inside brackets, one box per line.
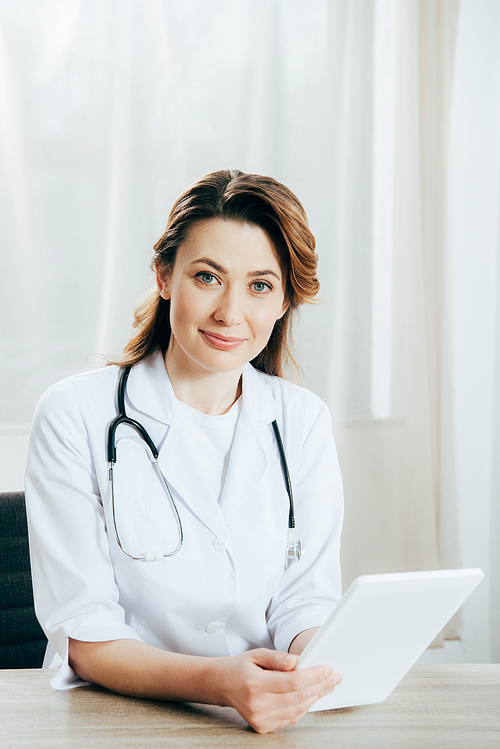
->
[107, 366, 302, 565]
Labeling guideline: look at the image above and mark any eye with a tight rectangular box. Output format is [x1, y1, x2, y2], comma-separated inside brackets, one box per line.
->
[196, 272, 218, 285]
[251, 281, 272, 293]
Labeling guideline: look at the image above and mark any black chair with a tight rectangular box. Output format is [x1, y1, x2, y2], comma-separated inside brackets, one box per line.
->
[0, 491, 47, 668]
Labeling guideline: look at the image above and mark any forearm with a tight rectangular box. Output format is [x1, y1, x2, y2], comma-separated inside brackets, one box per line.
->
[69, 636, 339, 733]
[288, 627, 320, 655]
[68, 638, 223, 704]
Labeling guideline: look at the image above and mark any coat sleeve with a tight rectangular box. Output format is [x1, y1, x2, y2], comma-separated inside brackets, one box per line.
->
[25, 382, 144, 689]
[266, 399, 344, 653]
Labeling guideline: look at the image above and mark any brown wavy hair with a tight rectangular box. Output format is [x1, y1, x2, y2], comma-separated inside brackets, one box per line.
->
[113, 169, 319, 377]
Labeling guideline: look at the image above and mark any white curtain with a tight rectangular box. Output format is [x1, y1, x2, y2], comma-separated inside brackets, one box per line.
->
[1, 0, 497, 655]
[315, 1, 462, 635]
[446, 0, 500, 663]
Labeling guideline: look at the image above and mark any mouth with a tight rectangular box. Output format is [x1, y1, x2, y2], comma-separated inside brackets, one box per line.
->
[200, 330, 247, 350]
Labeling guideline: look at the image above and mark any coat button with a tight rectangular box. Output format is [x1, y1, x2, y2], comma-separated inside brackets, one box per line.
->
[213, 537, 227, 552]
[205, 621, 220, 634]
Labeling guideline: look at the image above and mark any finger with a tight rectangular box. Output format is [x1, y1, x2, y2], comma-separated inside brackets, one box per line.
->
[250, 649, 298, 672]
[246, 687, 323, 734]
[259, 680, 338, 733]
[263, 664, 336, 694]
[282, 670, 339, 708]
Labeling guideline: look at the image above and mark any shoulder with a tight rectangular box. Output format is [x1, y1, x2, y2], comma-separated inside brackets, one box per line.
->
[248, 365, 325, 408]
[245, 365, 330, 432]
[246, 369, 337, 481]
[36, 365, 119, 407]
[32, 365, 121, 431]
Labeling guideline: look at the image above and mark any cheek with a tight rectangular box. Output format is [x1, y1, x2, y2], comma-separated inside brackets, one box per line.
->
[170, 287, 205, 327]
[251, 303, 285, 335]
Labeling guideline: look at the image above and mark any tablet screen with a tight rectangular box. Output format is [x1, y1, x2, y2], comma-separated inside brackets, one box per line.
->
[297, 568, 484, 711]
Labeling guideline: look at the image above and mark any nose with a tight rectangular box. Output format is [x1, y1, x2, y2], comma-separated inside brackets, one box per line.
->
[214, 286, 244, 327]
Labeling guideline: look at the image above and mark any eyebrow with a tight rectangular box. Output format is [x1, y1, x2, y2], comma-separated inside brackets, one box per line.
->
[191, 258, 281, 280]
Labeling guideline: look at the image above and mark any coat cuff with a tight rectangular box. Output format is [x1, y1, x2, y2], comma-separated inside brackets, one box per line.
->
[271, 606, 336, 654]
[46, 623, 145, 691]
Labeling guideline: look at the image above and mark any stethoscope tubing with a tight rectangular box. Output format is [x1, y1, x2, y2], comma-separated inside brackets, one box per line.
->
[107, 366, 300, 563]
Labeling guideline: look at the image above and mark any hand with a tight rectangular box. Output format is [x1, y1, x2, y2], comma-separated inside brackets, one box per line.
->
[211, 648, 342, 734]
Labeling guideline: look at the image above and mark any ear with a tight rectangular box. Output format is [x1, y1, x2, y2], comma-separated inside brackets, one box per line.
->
[278, 299, 290, 319]
[156, 263, 171, 300]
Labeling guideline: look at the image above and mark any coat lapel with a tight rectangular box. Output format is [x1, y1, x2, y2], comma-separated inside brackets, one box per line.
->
[157, 408, 229, 537]
[217, 413, 269, 525]
[218, 364, 278, 525]
[125, 353, 175, 427]
[124, 354, 278, 536]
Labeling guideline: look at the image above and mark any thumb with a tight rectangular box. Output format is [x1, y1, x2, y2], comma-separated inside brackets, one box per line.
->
[252, 649, 299, 672]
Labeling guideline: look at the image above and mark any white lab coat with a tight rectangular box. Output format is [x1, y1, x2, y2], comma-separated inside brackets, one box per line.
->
[25, 352, 344, 689]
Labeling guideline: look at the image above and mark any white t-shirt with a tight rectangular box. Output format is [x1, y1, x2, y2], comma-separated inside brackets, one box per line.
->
[175, 397, 242, 502]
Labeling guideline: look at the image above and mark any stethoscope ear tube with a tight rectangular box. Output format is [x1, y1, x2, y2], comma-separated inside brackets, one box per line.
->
[108, 415, 159, 463]
[271, 420, 295, 529]
[271, 420, 301, 563]
[108, 367, 159, 463]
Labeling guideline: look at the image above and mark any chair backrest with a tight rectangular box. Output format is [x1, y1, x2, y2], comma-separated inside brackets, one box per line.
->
[0, 491, 47, 668]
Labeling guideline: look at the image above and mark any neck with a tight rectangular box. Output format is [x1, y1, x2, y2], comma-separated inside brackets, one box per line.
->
[164, 351, 243, 415]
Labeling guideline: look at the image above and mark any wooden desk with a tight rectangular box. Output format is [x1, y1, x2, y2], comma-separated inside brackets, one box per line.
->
[1, 664, 499, 748]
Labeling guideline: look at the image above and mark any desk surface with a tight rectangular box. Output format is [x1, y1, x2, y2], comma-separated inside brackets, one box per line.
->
[2, 664, 499, 748]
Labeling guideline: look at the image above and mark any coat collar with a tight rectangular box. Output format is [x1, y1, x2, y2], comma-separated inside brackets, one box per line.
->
[124, 351, 177, 425]
[125, 352, 278, 426]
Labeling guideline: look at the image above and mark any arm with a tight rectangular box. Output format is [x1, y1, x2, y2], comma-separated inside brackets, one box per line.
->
[288, 627, 320, 655]
[25, 380, 146, 685]
[69, 637, 340, 734]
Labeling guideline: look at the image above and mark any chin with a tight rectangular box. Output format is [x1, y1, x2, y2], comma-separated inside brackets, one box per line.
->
[200, 357, 247, 375]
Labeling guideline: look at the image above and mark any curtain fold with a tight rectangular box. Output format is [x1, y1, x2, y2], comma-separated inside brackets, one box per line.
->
[319, 0, 462, 641]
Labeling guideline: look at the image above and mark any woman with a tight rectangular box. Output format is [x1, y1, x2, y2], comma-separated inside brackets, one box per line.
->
[25, 169, 344, 733]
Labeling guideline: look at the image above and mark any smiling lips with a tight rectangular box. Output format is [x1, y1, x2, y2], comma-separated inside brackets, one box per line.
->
[200, 330, 246, 350]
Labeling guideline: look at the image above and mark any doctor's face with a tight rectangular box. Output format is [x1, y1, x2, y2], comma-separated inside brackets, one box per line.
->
[157, 218, 289, 377]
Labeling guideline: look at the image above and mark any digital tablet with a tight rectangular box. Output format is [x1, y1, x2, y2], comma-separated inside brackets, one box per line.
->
[297, 568, 484, 711]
